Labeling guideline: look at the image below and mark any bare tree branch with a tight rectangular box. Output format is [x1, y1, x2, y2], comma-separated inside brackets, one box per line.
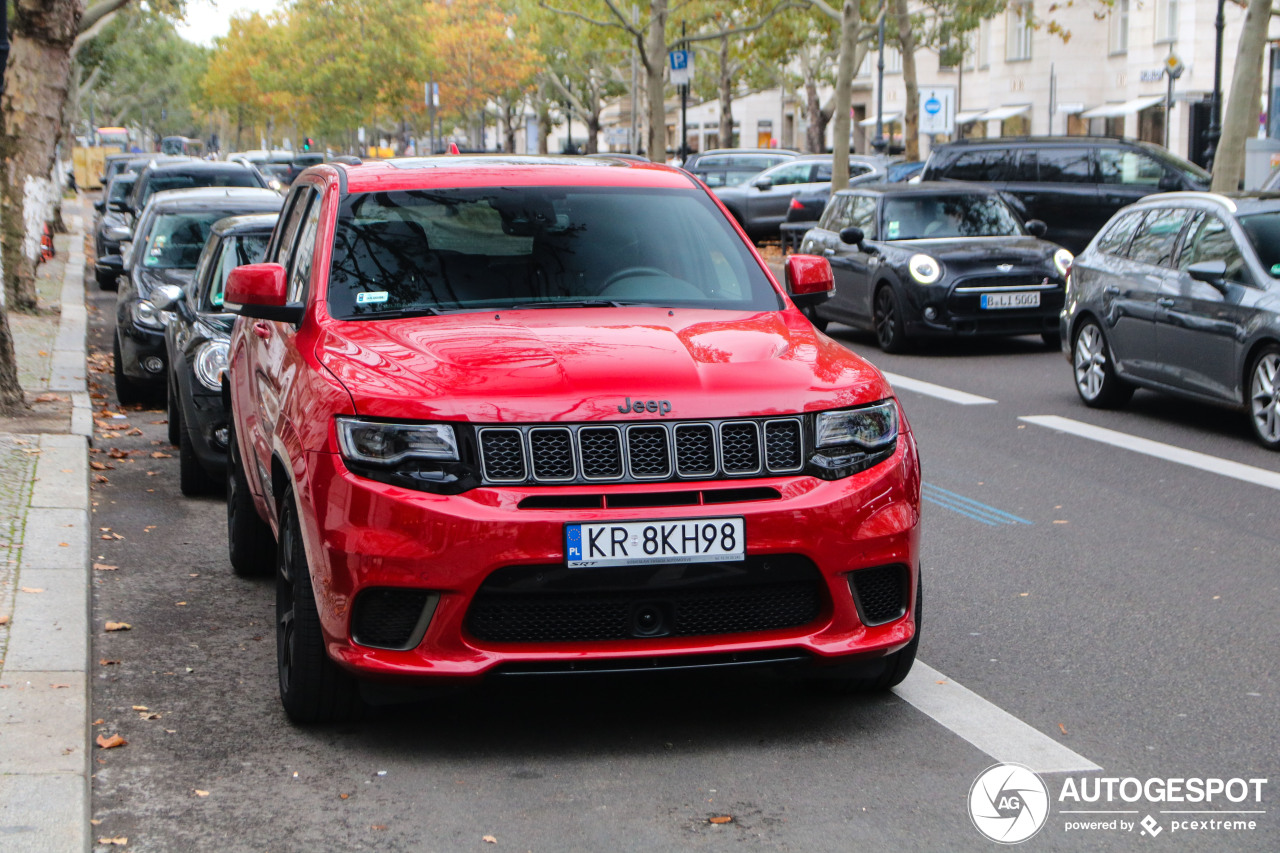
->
[80, 0, 133, 34]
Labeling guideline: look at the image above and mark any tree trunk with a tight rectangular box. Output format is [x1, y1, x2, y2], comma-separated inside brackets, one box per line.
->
[718, 36, 734, 149]
[1212, 0, 1270, 191]
[0, 0, 83, 313]
[645, 0, 668, 162]
[585, 109, 600, 154]
[830, 0, 859, 190]
[894, 0, 919, 160]
[0, 297, 23, 412]
[805, 77, 827, 153]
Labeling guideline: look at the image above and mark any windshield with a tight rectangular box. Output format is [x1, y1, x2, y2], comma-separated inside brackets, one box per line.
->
[1237, 212, 1280, 276]
[206, 233, 271, 310]
[326, 186, 782, 319]
[142, 212, 232, 269]
[139, 170, 262, 206]
[108, 176, 136, 202]
[880, 194, 1023, 240]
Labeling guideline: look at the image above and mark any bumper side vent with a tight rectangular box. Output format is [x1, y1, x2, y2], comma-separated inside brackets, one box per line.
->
[848, 564, 909, 626]
[351, 588, 439, 650]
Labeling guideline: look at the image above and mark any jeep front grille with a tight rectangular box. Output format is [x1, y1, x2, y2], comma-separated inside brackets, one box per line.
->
[478, 417, 804, 486]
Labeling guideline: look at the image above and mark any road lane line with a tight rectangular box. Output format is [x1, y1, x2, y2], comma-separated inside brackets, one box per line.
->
[1019, 415, 1280, 492]
[922, 484, 1033, 526]
[881, 371, 997, 405]
[895, 662, 1103, 774]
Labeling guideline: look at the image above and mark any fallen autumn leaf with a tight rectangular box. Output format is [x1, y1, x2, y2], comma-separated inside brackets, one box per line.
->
[96, 734, 127, 749]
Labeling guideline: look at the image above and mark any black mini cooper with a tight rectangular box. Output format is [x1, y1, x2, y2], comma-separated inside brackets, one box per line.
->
[798, 183, 1072, 351]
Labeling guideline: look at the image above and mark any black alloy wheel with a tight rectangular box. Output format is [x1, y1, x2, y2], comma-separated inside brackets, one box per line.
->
[276, 487, 363, 724]
[226, 421, 275, 576]
[874, 285, 908, 353]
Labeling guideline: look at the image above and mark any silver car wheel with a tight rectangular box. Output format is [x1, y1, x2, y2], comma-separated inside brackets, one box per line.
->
[1074, 324, 1107, 400]
[1251, 352, 1280, 444]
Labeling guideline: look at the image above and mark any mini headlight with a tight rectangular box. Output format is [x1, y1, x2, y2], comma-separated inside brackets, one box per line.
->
[193, 340, 229, 391]
[1053, 248, 1073, 278]
[132, 299, 164, 330]
[908, 254, 941, 285]
[815, 401, 899, 450]
[336, 418, 459, 466]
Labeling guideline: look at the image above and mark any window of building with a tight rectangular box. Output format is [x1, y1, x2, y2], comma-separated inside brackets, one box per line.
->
[885, 46, 903, 74]
[1110, 0, 1129, 54]
[1007, 2, 1033, 62]
[979, 18, 992, 69]
[1155, 0, 1177, 43]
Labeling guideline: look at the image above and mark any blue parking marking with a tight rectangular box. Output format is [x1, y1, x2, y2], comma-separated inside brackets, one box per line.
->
[921, 483, 1033, 526]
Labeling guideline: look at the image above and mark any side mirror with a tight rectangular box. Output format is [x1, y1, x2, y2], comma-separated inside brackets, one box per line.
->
[94, 200, 105, 213]
[752, 176, 773, 190]
[224, 263, 303, 323]
[151, 283, 186, 312]
[1025, 219, 1048, 238]
[105, 224, 132, 243]
[839, 226, 866, 248]
[785, 254, 835, 308]
[1186, 259, 1228, 291]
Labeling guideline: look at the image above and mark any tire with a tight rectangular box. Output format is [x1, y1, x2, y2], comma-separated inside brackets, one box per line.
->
[1042, 331, 1062, 350]
[179, 420, 219, 496]
[804, 306, 829, 332]
[277, 487, 363, 724]
[873, 285, 908, 353]
[1071, 319, 1133, 409]
[167, 376, 181, 446]
[1247, 345, 1280, 450]
[810, 577, 921, 695]
[96, 267, 119, 291]
[226, 422, 275, 577]
[112, 334, 145, 406]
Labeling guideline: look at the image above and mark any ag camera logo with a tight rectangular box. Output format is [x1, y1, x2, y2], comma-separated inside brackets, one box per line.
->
[969, 763, 1050, 844]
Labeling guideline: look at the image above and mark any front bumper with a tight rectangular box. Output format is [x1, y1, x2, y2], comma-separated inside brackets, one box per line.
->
[117, 321, 167, 385]
[292, 430, 922, 683]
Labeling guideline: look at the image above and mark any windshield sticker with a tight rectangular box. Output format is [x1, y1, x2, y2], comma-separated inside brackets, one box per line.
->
[887, 221, 900, 239]
[1271, 263, 1280, 277]
[356, 291, 389, 305]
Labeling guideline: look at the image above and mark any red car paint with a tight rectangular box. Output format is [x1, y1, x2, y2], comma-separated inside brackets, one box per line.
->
[226, 156, 921, 701]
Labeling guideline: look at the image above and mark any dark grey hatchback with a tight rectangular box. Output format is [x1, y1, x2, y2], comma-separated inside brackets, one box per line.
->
[1062, 192, 1280, 449]
[798, 182, 1072, 351]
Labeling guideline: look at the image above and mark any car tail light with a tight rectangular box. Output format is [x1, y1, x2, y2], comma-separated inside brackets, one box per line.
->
[789, 198, 805, 211]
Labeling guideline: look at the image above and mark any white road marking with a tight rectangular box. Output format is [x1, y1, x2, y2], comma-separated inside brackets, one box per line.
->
[1020, 415, 1280, 492]
[881, 372, 997, 406]
[895, 662, 1102, 774]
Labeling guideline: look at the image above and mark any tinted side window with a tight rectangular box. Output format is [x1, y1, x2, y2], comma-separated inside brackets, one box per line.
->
[1095, 211, 1144, 256]
[1178, 213, 1250, 284]
[768, 163, 816, 186]
[287, 197, 323, 304]
[819, 195, 850, 231]
[1127, 208, 1187, 267]
[1098, 148, 1167, 186]
[270, 185, 314, 265]
[940, 149, 1010, 181]
[851, 196, 878, 238]
[1034, 147, 1094, 182]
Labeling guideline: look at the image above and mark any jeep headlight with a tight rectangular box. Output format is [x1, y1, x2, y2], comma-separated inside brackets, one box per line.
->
[1053, 248, 1073, 278]
[193, 340, 229, 391]
[810, 401, 899, 480]
[132, 299, 164, 330]
[908, 253, 941, 285]
[336, 418, 460, 466]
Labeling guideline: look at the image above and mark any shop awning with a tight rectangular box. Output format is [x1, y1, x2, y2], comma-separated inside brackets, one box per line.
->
[1080, 95, 1165, 119]
[858, 112, 902, 127]
[977, 104, 1031, 122]
[955, 110, 986, 124]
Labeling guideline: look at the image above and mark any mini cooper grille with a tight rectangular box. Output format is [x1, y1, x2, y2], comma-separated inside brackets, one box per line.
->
[478, 417, 805, 485]
[849, 564, 909, 626]
[467, 581, 822, 642]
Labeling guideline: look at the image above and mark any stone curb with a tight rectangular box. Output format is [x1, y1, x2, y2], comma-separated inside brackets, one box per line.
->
[0, 205, 91, 852]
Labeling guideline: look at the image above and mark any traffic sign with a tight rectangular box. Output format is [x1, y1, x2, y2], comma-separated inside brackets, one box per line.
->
[669, 50, 692, 86]
[919, 86, 956, 135]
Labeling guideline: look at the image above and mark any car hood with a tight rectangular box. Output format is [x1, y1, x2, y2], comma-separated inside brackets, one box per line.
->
[885, 236, 1058, 265]
[317, 307, 892, 422]
[135, 266, 193, 298]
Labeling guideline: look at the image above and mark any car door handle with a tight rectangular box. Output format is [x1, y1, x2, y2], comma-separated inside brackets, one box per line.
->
[253, 322, 272, 339]
[1157, 298, 1176, 308]
[823, 248, 835, 256]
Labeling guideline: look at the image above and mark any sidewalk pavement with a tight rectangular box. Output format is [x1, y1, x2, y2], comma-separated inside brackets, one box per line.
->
[0, 199, 94, 852]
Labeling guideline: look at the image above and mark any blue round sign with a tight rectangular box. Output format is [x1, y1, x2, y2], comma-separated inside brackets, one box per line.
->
[924, 97, 941, 115]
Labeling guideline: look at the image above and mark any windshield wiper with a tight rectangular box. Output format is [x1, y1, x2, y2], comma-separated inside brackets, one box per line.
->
[360, 306, 443, 319]
[506, 300, 630, 309]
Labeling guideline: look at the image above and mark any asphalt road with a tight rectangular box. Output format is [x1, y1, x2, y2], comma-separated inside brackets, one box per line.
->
[85, 277, 1279, 852]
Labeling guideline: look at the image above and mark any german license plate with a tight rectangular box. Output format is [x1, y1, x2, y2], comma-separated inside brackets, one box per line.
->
[566, 517, 745, 568]
[980, 291, 1040, 309]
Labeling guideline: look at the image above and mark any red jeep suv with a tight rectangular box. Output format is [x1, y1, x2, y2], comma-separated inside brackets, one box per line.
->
[223, 156, 922, 723]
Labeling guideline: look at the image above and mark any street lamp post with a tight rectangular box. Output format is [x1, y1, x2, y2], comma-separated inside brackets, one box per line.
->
[872, 13, 887, 155]
[1204, 0, 1226, 168]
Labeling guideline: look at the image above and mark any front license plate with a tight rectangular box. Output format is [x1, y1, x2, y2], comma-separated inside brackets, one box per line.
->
[566, 518, 745, 568]
[980, 291, 1040, 309]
